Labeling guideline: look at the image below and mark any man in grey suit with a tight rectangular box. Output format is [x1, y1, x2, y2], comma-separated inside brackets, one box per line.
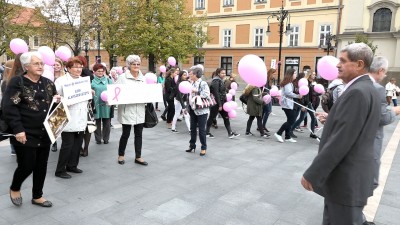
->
[301, 43, 381, 225]
[362, 56, 400, 225]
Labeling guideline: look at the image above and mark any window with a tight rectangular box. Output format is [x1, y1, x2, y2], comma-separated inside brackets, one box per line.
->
[194, 56, 204, 65]
[254, 28, 264, 47]
[255, 0, 267, 3]
[223, 0, 234, 6]
[372, 8, 392, 32]
[288, 26, 299, 47]
[223, 29, 232, 47]
[195, 0, 205, 9]
[259, 56, 265, 61]
[221, 57, 233, 76]
[319, 25, 331, 46]
[33, 36, 39, 47]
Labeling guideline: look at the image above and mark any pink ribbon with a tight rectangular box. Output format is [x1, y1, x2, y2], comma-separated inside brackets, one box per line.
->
[112, 87, 121, 101]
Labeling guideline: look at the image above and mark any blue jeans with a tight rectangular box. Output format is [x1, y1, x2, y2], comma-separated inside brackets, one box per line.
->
[262, 102, 272, 128]
[189, 109, 208, 150]
[393, 98, 398, 106]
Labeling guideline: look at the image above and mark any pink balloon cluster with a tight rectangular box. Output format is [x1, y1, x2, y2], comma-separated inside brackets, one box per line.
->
[116, 67, 123, 75]
[55, 46, 72, 62]
[10, 38, 29, 54]
[179, 81, 192, 94]
[168, 57, 176, 66]
[269, 86, 279, 97]
[226, 93, 232, 101]
[228, 89, 236, 96]
[299, 86, 310, 95]
[314, 84, 325, 94]
[238, 54, 267, 87]
[298, 78, 308, 87]
[42, 65, 54, 81]
[159, 65, 166, 73]
[230, 82, 238, 90]
[263, 95, 271, 104]
[38, 46, 55, 66]
[223, 101, 238, 118]
[317, 56, 340, 81]
[145, 73, 157, 84]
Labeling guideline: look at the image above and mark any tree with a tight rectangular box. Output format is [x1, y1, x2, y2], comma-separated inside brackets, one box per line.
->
[101, 0, 208, 72]
[349, 33, 378, 54]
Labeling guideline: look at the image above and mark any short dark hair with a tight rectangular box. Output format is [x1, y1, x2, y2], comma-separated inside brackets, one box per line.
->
[65, 57, 83, 69]
[93, 63, 105, 72]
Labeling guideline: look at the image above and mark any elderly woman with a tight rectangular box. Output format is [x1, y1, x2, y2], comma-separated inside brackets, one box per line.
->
[185, 65, 210, 156]
[116, 55, 147, 166]
[54, 57, 89, 179]
[91, 63, 112, 145]
[4, 51, 59, 207]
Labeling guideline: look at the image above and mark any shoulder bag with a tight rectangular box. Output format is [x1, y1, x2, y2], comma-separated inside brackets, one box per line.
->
[86, 101, 97, 133]
[144, 103, 158, 128]
[193, 81, 217, 110]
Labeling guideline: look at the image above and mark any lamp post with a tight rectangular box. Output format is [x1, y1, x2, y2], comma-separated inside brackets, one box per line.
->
[96, 26, 101, 63]
[84, 39, 89, 67]
[112, 55, 117, 67]
[265, 0, 292, 85]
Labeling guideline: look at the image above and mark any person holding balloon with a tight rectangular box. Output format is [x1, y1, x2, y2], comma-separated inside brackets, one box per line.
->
[260, 68, 277, 134]
[205, 68, 240, 139]
[172, 70, 191, 133]
[243, 85, 269, 138]
[163, 68, 178, 128]
[91, 63, 112, 146]
[274, 68, 302, 143]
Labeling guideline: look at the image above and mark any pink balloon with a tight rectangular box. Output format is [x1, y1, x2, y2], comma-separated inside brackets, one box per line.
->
[269, 86, 279, 97]
[174, 75, 178, 83]
[238, 54, 267, 87]
[145, 73, 157, 84]
[179, 81, 192, 94]
[42, 65, 54, 81]
[299, 86, 310, 95]
[116, 67, 123, 75]
[38, 46, 55, 66]
[228, 89, 236, 96]
[298, 78, 308, 87]
[55, 46, 72, 62]
[263, 95, 271, 104]
[317, 56, 340, 81]
[168, 57, 176, 66]
[226, 93, 232, 101]
[314, 84, 325, 94]
[159, 65, 166, 73]
[100, 91, 108, 101]
[228, 110, 237, 118]
[230, 82, 238, 90]
[223, 102, 233, 112]
[10, 38, 29, 54]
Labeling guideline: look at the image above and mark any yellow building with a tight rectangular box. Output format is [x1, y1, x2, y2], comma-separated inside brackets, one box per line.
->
[338, 0, 400, 79]
[181, 0, 342, 82]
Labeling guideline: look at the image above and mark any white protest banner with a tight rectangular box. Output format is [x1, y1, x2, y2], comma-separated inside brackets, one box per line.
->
[106, 83, 163, 105]
[62, 76, 92, 105]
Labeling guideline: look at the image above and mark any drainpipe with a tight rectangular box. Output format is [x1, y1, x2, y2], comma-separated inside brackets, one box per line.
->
[335, 0, 343, 56]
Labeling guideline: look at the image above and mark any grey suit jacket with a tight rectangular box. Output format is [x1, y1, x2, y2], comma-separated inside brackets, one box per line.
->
[304, 75, 380, 207]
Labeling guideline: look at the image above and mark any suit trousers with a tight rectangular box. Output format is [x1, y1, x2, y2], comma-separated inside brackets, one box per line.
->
[322, 199, 363, 225]
[11, 145, 50, 199]
[55, 132, 84, 175]
[94, 118, 111, 142]
[118, 124, 144, 158]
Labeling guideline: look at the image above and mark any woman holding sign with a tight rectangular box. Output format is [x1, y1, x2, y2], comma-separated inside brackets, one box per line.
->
[4, 51, 59, 207]
[54, 57, 89, 179]
[116, 55, 148, 166]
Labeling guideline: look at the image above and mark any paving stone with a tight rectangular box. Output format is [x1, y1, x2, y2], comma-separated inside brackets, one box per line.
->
[143, 198, 198, 224]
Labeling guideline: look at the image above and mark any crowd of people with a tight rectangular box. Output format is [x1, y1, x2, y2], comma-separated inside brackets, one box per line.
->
[1, 43, 400, 225]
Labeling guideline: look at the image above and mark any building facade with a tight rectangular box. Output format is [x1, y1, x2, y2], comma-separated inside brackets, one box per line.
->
[338, 0, 400, 80]
[180, 0, 342, 81]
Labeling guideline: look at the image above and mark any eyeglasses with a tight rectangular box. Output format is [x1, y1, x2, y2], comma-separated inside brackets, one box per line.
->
[130, 63, 140, 66]
[29, 62, 44, 67]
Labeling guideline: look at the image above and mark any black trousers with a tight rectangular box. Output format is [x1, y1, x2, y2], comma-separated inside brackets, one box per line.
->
[118, 124, 144, 158]
[277, 108, 297, 139]
[166, 99, 175, 123]
[246, 116, 264, 135]
[55, 132, 84, 175]
[11, 145, 51, 199]
[94, 118, 111, 142]
[206, 105, 232, 135]
[323, 199, 363, 225]
[189, 109, 207, 150]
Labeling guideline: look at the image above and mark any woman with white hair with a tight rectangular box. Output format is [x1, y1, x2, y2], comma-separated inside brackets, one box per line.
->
[3, 51, 60, 207]
[116, 55, 148, 166]
[185, 65, 210, 156]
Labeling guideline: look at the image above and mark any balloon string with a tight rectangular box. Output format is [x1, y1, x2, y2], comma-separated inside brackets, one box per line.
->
[264, 87, 316, 113]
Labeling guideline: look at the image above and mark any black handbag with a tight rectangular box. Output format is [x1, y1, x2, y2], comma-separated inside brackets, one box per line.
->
[144, 103, 158, 128]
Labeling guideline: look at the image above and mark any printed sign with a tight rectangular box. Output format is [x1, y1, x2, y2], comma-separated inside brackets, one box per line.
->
[43, 100, 71, 144]
[62, 76, 92, 105]
[271, 59, 276, 69]
[106, 83, 163, 105]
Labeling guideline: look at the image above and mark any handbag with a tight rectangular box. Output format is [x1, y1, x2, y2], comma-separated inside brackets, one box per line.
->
[144, 103, 158, 128]
[86, 101, 97, 133]
[192, 81, 217, 110]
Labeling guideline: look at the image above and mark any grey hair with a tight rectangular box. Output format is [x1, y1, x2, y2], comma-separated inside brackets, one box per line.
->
[189, 65, 203, 78]
[126, 55, 141, 67]
[369, 56, 388, 73]
[341, 43, 373, 71]
[20, 51, 43, 71]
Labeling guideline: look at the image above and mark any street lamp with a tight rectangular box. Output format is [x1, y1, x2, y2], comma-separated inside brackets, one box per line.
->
[265, 0, 292, 85]
[84, 39, 89, 67]
[112, 54, 117, 67]
[96, 26, 101, 63]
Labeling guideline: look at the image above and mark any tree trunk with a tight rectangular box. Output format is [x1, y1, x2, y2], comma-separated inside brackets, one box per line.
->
[148, 53, 155, 73]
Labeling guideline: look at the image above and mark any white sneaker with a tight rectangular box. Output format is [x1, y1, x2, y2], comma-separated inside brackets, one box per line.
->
[286, 138, 297, 143]
[274, 133, 284, 143]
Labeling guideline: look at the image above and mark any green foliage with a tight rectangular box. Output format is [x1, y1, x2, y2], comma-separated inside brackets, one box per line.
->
[348, 33, 378, 54]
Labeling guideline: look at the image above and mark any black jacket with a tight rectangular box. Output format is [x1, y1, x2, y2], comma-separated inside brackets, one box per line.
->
[164, 76, 176, 101]
[210, 77, 226, 107]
